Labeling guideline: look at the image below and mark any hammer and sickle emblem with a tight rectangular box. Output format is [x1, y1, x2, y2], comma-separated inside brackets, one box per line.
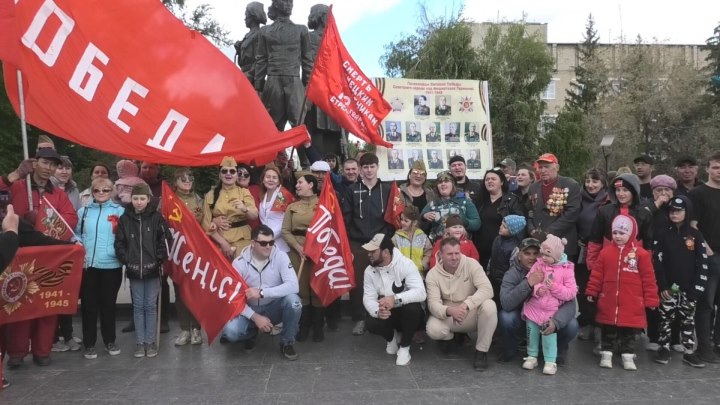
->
[168, 203, 183, 223]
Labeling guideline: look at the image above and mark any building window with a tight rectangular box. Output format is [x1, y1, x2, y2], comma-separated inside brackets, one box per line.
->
[541, 79, 557, 100]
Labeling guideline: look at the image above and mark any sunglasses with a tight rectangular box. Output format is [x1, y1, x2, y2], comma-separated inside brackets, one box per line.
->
[411, 170, 426, 176]
[254, 240, 275, 247]
[93, 188, 112, 194]
[238, 172, 251, 179]
[220, 168, 237, 175]
[178, 176, 194, 182]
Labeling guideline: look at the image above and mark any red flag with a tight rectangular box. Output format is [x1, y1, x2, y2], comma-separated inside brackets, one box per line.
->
[0, 244, 84, 325]
[384, 181, 405, 229]
[0, 0, 307, 166]
[35, 196, 74, 241]
[161, 182, 247, 343]
[303, 179, 355, 307]
[306, 6, 392, 148]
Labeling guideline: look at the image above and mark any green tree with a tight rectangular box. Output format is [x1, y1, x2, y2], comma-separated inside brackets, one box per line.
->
[162, 0, 231, 46]
[540, 109, 592, 180]
[566, 14, 608, 113]
[476, 23, 554, 161]
[704, 22, 720, 104]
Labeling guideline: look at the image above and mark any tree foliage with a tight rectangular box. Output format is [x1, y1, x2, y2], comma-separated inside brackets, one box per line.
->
[566, 15, 608, 113]
[540, 109, 592, 180]
[162, 0, 231, 46]
[381, 16, 552, 163]
[704, 21, 720, 104]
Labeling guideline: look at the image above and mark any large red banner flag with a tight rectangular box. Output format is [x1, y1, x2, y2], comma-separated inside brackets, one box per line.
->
[383, 180, 405, 230]
[0, 244, 84, 325]
[303, 178, 355, 307]
[161, 182, 247, 343]
[305, 6, 392, 148]
[0, 0, 307, 166]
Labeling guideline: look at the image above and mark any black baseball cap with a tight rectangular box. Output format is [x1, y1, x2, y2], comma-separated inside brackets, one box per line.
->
[519, 238, 541, 251]
[633, 155, 654, 165]
[675, 156, 697, 167]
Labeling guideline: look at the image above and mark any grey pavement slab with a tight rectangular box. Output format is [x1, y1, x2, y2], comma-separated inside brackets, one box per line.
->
[2, 316, 719, 404]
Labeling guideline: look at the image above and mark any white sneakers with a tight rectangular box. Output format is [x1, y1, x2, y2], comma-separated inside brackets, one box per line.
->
[175, 331, 190, 346]
[542, 362, 557, 375]
[621, 353, 637, 370]
[522, 356, 539, 370]
[190, 328, 203, 345]
[385, 331, 410, 365]
[600, 351, 613, 368]
[386, 331, 400, 355]
[396, 346, 411, 366]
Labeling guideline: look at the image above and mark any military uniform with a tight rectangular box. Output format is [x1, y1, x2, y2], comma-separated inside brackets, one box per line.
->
[467, 159, 482, 169]
[202, 186, 258, 258]
[281, 196, 320, 307]
[406, 131, 422, 142]
[465, 132, 480, 142]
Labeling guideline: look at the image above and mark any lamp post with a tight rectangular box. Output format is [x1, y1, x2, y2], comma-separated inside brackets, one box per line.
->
[600, 135, 616, 173]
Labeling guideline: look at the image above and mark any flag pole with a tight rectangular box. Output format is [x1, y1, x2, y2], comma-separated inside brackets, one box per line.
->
[17, 70, 32, 211]
[41, 195, 78, 240]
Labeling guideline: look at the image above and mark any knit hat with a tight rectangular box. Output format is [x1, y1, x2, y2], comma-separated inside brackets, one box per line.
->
[448, 155, 466, 166]
[611, 215, 634, 235]
[36, 134, 55, 150]
[220, 156, 237, 168]
[411, 159, 426, 173]
[650, 174, 677, 190]
[445, 214, 464, 229]
[131, 183, 152, 197]
[402, 205, 419, 221]
[540, 234, 567, 262]
[668, 197, 687, 211]
[503, 215, 526, 236]
[116, 160, 138, 178]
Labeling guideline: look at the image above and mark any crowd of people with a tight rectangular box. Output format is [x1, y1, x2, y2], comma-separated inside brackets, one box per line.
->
[1, 134, 720, 389]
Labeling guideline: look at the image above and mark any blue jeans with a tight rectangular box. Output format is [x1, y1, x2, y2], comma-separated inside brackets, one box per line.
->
[222, 294, 302, 346]
[695, 254, 720, 353]
[499, 309, 579, 359]
[130, 277, 160, 345]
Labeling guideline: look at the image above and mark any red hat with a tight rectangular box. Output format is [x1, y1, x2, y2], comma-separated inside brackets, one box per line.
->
[536, 153, 559, 164]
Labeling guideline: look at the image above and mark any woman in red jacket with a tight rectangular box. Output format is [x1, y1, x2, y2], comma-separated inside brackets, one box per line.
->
[586, 215, 659, 371]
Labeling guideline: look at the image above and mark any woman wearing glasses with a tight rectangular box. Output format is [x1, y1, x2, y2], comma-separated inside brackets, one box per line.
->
[203, 156, 258, 259]
[399, 160, 437, 213]
[420, 171, 480, 242]
[170, 168, 204, 346]
[282, 175, 324, 342]
[75, 177, 126, 360]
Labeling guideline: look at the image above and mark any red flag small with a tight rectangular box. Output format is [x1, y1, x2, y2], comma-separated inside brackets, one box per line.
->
[384, 181, 405, 229]
[303, 179, 355, 307]
[36, 196, 74, 241]
[306, 6, 392, 148]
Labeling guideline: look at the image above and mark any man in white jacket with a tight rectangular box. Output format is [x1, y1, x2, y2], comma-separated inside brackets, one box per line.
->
[362, 233, 426, 366]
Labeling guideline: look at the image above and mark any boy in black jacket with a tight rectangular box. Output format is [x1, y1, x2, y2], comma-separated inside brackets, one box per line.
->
[115, 184, 169, 359]
[652, 196, 708, 367]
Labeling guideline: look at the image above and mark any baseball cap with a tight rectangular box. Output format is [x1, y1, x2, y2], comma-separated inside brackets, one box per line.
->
[675, 156, 697, 167]
[668, 197, 687, 211]
[518, 238, 541, 251]
[361, 233, 394, 251]
[35, 148, 62, 163]
[310, 160, 331, 172]
[536, 153, 558, 164]
[633, 155, 654, 165]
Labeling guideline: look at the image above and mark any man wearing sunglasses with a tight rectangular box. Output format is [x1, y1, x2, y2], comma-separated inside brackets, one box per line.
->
[221, 225, 302, 360]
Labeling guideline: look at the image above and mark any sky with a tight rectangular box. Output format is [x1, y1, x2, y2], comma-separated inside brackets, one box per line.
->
[186, 0, 719, 77]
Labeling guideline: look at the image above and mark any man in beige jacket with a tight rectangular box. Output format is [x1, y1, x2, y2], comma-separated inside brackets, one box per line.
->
[426, 238, 497, 371]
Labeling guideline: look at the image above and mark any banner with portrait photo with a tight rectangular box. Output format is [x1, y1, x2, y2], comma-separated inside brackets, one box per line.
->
[374, 79, 492, 180]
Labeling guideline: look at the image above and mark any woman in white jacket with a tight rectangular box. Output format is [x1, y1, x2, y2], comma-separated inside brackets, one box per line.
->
[361, 233, 426, 366]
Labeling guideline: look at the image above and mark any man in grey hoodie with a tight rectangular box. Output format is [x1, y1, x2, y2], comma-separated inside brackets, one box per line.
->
[221, 225, 302, 360]
[498, 238, 579, 363]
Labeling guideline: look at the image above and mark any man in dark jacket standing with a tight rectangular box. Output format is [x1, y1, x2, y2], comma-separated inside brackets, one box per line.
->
[526, 153, 582, 259]
[498, 238, 579, 362]
[342, 153, 393, 335]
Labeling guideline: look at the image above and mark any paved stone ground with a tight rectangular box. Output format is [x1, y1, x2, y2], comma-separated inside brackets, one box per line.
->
[2, 315, 719, 404]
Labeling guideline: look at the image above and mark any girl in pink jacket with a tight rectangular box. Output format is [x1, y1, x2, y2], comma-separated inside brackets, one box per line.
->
[521, 234, 578, 375]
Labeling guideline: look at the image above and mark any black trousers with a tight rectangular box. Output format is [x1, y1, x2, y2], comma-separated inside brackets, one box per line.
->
[349, 241, 370, 322]
[365, 303, 425, 348]
[600, 325, 640, 354]
[81, 268, 122, 348]
[55, 315, 74, 341]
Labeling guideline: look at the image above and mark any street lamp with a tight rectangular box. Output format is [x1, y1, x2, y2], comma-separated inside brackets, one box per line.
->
[600, 135, 616, 173]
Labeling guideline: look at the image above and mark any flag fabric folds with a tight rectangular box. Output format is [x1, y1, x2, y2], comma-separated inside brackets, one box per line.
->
[306, 6, 392, 148]
[303, 179, 355, 307]
[161, 182, 248, 343]
[0, 0, 308, 166]
[384, 181, 405, 230]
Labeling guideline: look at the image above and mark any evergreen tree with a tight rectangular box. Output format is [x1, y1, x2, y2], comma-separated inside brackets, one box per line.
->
[566, 14, 608, 113]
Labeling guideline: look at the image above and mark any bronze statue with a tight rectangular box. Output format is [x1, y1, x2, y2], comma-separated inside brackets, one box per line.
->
[254, 0, 312, 131]
[305, 4, 342, 157]
[234, 2, 267, 88]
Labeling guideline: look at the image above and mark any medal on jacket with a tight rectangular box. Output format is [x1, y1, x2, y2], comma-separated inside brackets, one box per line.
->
[685, 236, 695, 251]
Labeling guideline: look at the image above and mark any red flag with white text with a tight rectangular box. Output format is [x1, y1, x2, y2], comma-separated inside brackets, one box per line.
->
[161, 182, 247, 343]
[303, 179, 355, 307]
[383, 181, 405, 229]
[0, 0, 307, 166]
[306, 6, 392, 148]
